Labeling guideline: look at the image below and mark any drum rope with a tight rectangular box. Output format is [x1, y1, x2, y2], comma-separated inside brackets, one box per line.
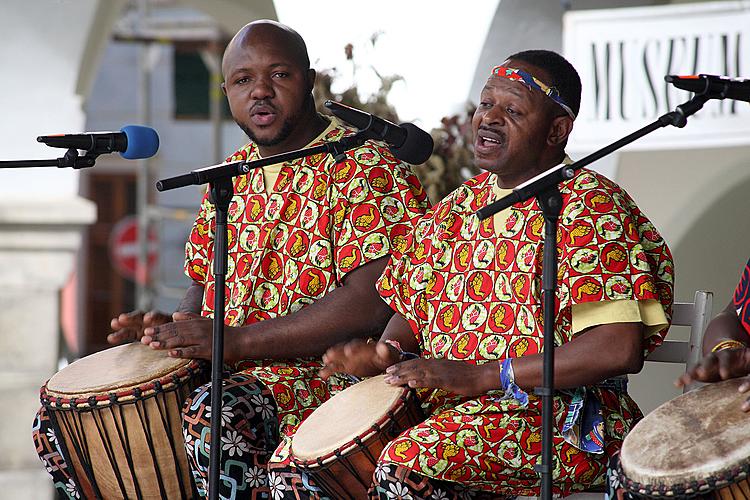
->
[154, 386, 191, 499]
[315, 471, 352, 500]
[72, 410, 106, 499]
[97, 405, 134, 499]
[47, 404, 102, 499]
[135, 391, 170, 499]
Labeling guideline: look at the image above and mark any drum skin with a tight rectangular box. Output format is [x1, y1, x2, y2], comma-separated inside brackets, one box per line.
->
[291, 374, 424, 499]
[41, 342, 207, 500]
[620, 378, 750, 498]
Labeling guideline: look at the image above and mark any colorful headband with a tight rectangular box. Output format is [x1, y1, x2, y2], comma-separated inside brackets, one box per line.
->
[491, 65, 576, 119]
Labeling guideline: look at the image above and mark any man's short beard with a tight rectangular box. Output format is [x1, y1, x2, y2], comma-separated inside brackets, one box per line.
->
[238, 119, 294, 147]
[238, 93, 313, 147]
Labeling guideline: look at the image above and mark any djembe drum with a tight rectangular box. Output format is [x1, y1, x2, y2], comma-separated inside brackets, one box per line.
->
[40, 342, 207, 499]
[619, 378, 750, 499]
[290, 374, 424, 499]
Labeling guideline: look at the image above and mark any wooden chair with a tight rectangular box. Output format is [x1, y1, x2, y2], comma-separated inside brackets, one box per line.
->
[644, 290, 713, 392]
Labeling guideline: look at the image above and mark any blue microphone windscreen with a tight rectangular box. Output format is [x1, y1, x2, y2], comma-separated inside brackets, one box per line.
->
[120, 125, 160, 159]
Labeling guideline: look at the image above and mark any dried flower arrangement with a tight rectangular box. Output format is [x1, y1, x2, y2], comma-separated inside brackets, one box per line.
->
[313, 39, 479, 202]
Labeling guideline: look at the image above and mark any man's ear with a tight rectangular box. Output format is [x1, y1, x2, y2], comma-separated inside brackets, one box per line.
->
[307, 68, 316, 93]
[220, 82, 227, 97]
[547, 115, 574, 146]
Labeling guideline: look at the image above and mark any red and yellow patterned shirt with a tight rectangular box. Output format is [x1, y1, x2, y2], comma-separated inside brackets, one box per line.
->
[184, 117, 429, 328]
[374, 168, 674, 495]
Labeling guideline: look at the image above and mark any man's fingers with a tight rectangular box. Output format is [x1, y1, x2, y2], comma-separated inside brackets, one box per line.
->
[107, 329, 135, 344]
[319, 365, 335, 380]
[172, 311, 200, 322]
[114, 310, 144, 327]
[675, 372, 692, 387]
[144, 310, 172, 326]
[375, 341, 399, 366]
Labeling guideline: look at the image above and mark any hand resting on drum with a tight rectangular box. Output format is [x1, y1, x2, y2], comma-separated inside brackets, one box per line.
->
[320, 314, 502, 397]
[109, 280, 205, 345]
[676, 348, 750, 411]
[108, 309, 173, 344]
[140, 312, 244, 362]
[675, 299, 750, 411]
[320, 339, 498, 397]
[320, 339, 400, 380]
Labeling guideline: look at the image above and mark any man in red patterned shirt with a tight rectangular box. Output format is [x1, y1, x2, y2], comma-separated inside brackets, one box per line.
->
[307, 50, 674, 499]
[33, 20, 428, 499]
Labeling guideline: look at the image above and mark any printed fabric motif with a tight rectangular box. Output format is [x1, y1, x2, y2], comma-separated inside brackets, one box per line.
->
[185, 118, 428, 328]
[733, 257, 750, 336]
[375, 168, 674, 496]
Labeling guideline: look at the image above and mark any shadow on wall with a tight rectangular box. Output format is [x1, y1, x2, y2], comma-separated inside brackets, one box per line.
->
[670, 174, 750, 312]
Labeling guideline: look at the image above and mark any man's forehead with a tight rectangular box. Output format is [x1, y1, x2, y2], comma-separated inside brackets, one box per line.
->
[482, 77, 536, 100]
[223, 38, 300, 75]
[223, 23, 306, 72]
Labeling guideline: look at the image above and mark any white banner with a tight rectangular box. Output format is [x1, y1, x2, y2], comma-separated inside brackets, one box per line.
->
[563, 1, 750, 151]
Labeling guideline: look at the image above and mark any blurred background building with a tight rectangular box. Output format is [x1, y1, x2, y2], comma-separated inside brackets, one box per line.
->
[1, 0, 748, 497]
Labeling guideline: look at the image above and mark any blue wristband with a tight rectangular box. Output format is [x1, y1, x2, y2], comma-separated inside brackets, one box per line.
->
[499, 359, 529, 407]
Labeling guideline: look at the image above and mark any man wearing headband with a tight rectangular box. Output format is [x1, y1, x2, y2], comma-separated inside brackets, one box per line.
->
[271, 50, 674, 498]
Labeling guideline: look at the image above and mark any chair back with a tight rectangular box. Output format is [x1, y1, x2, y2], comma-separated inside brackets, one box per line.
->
[645, 290, 713, 392]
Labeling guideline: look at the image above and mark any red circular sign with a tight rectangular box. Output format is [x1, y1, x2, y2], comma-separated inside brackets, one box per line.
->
[108, 216, 158, 284]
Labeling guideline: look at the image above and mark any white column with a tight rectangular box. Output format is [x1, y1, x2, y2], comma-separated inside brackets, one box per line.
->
[0, 199, 96, 498]
[0, 1, 110, 496]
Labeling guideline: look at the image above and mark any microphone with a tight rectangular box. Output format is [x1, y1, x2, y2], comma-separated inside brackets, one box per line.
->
[665, 74, 750, 103]
[324, 101, 434, 164]
[37, 125, 160, 159]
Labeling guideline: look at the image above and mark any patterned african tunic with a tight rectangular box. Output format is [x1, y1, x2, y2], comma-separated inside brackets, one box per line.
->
[184, 117, 429, 443]
[733, 257, 750, 336]
[375, 168, 674, 496]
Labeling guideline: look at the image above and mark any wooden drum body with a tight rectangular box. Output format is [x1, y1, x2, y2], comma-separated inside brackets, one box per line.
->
[40, 342, 207, 500]
[619, 378, 750, 499]
[290, 374, 424, 499]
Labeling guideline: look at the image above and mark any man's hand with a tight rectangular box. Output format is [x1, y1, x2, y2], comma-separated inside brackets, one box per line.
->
[108, 310, 172, 345]
[141, 312, 240, 362]
[384, 358, 497, 397]
[319, 339, 401, 380]
[676, 348, 750, 412]
[678, 348, 750, 384]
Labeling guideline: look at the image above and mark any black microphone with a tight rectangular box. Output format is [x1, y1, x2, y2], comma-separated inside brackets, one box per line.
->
[665, 74, 750, 103]
[324, 100, 434, 164]
[37, 125, 160, 159]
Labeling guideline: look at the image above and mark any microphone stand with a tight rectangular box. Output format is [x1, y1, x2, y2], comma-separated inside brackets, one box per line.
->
[157, 130, 372, 500]
[0, 148, 99, 169]
[475, 92, 710, 500]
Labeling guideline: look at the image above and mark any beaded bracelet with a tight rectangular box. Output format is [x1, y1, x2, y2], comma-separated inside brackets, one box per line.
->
[711, 339, 748, 353]
[499, 359, 529, 407]
[383, 339, 419, 361]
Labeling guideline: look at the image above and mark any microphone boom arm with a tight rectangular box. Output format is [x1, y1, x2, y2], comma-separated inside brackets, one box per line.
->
[0, 148, 99, 169]
[476, 92, 711, 220]
[156, 130, 372, 191]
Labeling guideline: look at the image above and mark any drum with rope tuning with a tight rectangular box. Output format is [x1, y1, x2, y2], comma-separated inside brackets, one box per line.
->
[40, 342, 207, 499]
[290, 374, 424, 499]
[618, 378, 750, 499]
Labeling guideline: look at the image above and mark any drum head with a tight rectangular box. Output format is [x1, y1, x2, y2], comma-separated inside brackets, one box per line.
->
[620, 378, 750, 492]
[46, 342, 191, 398]
[292, 374, 408, 461]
